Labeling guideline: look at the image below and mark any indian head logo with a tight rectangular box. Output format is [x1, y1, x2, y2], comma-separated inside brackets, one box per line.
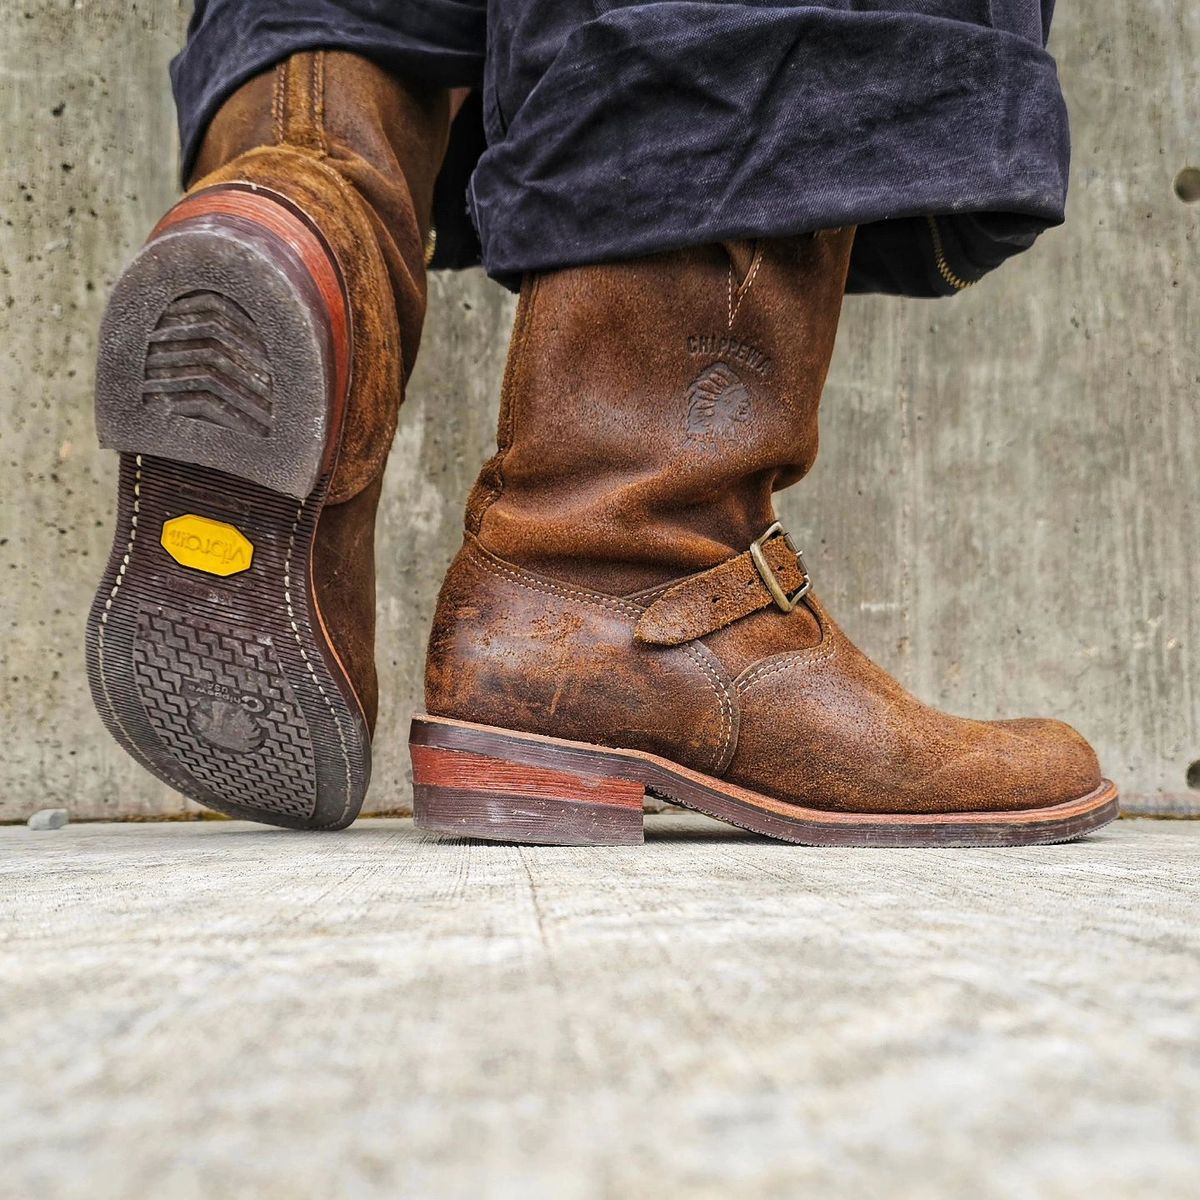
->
[686, 363, 752, 437]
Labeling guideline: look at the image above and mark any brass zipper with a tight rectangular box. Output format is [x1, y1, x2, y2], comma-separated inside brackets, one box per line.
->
[925, 215, 980, 291]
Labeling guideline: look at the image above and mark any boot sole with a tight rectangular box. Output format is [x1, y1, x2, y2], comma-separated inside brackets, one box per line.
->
[409, 714, 1120, 848]
[86, 186, 370, 830]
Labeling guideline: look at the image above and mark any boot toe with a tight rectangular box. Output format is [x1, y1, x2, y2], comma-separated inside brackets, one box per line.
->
[997, 717, 1103, 808]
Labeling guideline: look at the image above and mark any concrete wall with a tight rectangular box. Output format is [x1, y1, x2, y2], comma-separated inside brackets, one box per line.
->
[1, 2, 1196, 820]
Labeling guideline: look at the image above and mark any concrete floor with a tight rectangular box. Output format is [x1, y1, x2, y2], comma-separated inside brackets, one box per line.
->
[3, 815, 1198, 1200]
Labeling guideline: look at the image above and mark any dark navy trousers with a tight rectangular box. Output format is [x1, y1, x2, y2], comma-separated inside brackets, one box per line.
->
[171, 1, 1070, 294]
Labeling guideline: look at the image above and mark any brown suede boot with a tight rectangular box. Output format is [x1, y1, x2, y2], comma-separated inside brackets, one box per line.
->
[87, 52, 449, 828]
[414, 234, 1118, 846]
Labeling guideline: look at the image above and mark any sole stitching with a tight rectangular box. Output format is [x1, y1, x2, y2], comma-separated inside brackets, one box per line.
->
[284, 498, 354, 826]
[95, 454, 143, 751]
[647, 782, 1116, 847]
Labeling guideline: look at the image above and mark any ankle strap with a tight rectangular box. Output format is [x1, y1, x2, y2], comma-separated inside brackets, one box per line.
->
[635, 523, 810, 646]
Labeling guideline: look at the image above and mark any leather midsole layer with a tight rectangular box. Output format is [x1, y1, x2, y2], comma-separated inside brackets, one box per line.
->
[410, 712, 1120, 847]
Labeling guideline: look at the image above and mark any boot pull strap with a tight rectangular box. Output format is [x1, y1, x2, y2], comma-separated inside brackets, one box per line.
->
[635, 523, 810, 646]
[274, 52, 328, 155]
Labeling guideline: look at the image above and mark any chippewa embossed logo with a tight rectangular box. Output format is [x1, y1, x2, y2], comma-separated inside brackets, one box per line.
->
[686, 333, 771, 376]
[686, 363, 752, 437]
[182, 681, 267, 753]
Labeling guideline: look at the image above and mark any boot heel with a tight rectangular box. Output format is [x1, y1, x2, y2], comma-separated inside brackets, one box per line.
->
[94, 184, 350, 500]
[410, 719, 645, 846]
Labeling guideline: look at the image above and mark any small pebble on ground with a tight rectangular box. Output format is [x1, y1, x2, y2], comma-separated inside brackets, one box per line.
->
[27, 809, 69, 831]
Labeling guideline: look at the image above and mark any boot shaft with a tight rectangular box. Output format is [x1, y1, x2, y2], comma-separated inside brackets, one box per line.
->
[468, 231, 855, 595]
[192, 49, 450, 342]
[191, 52, 451, 504]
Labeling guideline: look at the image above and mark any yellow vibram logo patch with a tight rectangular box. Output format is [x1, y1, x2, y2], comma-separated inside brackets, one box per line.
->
[161, 514, 254, 577]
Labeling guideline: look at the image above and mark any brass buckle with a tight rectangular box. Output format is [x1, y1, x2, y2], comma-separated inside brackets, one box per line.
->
[749, 521, 811, 613]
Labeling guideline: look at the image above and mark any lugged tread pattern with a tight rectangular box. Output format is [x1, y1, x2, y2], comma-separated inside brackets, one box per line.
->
[132, 608, 318, 820]
[96, 216, 336, 500]
[86, 454, 370, 830]
[143, 291, 274, 436]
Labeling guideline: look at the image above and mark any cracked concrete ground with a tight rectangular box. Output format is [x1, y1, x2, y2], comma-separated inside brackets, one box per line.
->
[3, 814, 1198, 1199]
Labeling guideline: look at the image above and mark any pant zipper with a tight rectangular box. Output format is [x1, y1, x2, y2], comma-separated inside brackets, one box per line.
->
[925, 215, 981, 291]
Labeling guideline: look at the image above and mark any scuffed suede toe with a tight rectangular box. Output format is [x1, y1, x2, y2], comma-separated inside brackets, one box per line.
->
[997, 717, 1104, 805]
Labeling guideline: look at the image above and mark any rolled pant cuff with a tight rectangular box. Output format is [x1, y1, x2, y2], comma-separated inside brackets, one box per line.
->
[170, 0, 486, 185]
[469, 6, 1070, 293]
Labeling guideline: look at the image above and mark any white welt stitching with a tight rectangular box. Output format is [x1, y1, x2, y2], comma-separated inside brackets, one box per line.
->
[735, 633, 839, 695]
[465, 542, 642, 615]
[284, 498, 353, 825]
[681, 644, 736, 773]
[96, 455, 143, 747]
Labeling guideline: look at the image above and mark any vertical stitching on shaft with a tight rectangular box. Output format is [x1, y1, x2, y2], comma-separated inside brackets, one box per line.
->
[275, 52, 326, 153]
[728, 242, 763, 328]
[272, 59, 286, 145]
[311, 51, 328, 157]
[477, 274, 539, 527]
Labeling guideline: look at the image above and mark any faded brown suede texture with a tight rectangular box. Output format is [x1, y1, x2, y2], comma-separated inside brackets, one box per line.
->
[427, 234, 1102, 815]
[191, 51, 448, 729]
[465, 235, 852, 597]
